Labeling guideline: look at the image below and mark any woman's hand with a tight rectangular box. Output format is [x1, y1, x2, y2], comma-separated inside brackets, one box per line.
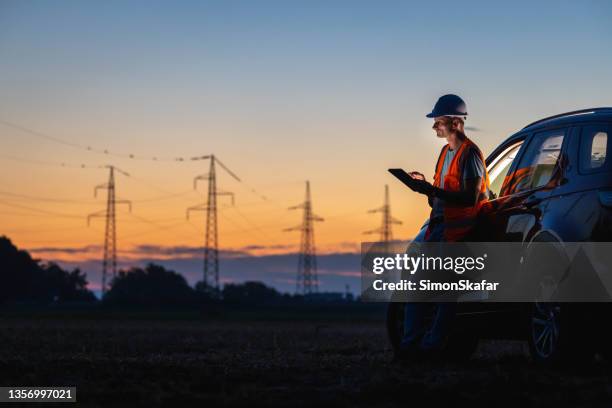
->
[408, 171, 426, 181]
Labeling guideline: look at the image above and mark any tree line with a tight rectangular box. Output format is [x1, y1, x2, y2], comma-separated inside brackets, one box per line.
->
[0, 236, 354, 306]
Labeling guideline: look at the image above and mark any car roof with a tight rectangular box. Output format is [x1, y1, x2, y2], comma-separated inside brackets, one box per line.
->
[521, 107, 612, 132]
[488, 108, 612, 160]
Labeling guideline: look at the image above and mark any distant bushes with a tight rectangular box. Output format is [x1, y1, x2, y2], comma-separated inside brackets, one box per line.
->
[104, 264, 355, 307]
[221, 281, 280, 304]
[104, 264, 197, 306]
[0, 236, 96, 304]
[105, 266, 291, 307]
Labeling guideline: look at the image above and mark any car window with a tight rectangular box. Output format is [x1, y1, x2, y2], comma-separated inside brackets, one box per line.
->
[505, 129, 566, 194]
[487, 141, 523, 198]
[579, 125, 608, 173]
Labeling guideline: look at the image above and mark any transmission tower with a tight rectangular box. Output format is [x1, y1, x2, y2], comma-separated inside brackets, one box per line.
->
[285, 181, 324, 295]
[187, 155, 239, 290]
[87, 165, 131, 295]
[364, 184, 402, 244]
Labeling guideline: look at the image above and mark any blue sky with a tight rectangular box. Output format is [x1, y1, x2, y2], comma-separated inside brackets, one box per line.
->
[2, 0, 610, 143]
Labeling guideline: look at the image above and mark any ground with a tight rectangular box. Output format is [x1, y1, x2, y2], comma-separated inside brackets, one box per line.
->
[0, 317, 610, 407]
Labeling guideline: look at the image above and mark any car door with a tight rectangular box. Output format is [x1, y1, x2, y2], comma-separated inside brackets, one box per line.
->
[472, 134, 526, 241]
[484, 127, 570, 243]
[459, 136, 526, 322]
[465, 128, 570, 330]
[542, 123, 611, 242]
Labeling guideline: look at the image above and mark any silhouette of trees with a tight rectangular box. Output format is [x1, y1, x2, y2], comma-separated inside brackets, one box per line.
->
[0, 235, 357, 308]
[104, 263, 196, 306]
[37, 263, 96, 302]
[222, 281, 280, 305]
[0, 236, 96, 304]
[194, 280, 220, 302]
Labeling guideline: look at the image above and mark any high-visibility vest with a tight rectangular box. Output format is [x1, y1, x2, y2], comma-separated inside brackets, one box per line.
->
[431, 136, 490, 242]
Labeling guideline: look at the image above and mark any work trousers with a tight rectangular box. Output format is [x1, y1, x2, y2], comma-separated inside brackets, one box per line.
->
[402, 222, 456, 351]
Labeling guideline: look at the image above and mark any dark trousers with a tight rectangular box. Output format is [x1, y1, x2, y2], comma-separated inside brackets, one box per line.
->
[402, 222, 456, 351]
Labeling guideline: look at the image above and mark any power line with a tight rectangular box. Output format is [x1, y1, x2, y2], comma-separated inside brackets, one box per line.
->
[1, 117, 284, 211]
[125, 190, 195, 203]
[1, 149, 268, 207]
[217, 210, 268, 242]
[1, 225, 90, 234]
[0, 169, 199, 205]
[0, 210, 60, 218]
[0, 154, 106, 169]
[0, 200, 85, 219]
[1, 152, 271, 207]
[0, 187, 277, 237]
[0, 190, 100, 204]
[0, 119, 211, 162]
[228, 206, 272, 240]
[2, 140, 271, 215]
[125, 211, 201, 242]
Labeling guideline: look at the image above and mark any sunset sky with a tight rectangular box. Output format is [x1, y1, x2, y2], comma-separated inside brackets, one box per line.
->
[1, 1, 611, 293]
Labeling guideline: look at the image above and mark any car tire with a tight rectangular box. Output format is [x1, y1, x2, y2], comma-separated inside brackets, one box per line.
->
[527, 303, 595, 366]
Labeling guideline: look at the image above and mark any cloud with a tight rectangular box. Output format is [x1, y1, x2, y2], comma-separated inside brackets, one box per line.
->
[318, 269, 361, 278]
[28, 244, 101, 254]
[129, 244, 249, 258]
[239, 244, 295, 251]
[27, 244, 249, 259]
[27, 242, 310, 260]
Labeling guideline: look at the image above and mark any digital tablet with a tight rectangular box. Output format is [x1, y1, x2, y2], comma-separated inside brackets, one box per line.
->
[388, 168, 420, 191]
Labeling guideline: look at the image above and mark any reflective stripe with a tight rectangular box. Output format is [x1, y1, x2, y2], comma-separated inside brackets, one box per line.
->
[433, 145, 449, 188]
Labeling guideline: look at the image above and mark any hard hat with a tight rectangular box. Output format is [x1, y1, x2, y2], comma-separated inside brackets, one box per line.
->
[426, 94, 468, 118]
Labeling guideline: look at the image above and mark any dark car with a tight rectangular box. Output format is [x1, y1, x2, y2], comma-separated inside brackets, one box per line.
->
[387, 107, 612, 365]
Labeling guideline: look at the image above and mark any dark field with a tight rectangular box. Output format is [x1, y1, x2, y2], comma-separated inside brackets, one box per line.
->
[0, 316, 611, 407]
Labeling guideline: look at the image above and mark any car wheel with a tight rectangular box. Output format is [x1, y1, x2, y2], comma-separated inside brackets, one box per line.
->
[527, 303, 594, 366]
[528, 302, 561, 363]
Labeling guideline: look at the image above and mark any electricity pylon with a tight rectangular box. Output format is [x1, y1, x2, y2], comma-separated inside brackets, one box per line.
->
[364, 185, 402, 244]
[187, 155, 239, 290]
[285, 181, 324, 295]
[87, 165, 131, 295]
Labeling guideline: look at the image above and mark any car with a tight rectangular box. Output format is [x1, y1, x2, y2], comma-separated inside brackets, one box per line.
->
[387, 107, 612, 365]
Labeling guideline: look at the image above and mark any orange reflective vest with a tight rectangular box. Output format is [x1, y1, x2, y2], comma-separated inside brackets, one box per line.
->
[431, 137, 490, 242]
